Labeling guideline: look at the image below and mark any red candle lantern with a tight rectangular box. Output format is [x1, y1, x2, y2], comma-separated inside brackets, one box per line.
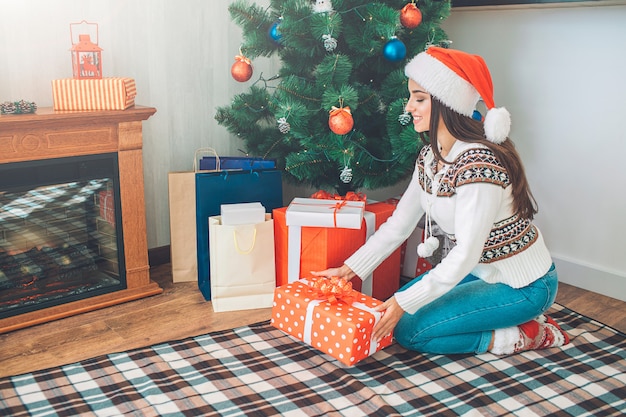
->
[70, 21, 103, 79]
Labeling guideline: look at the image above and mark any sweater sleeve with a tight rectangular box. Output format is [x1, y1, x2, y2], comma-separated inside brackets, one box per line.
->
[394, 181, 504, 314]
[344, 164, 425, 280]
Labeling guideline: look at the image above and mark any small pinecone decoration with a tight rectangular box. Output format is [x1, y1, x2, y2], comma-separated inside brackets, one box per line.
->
[322, 34, 337, 52]
[277, 117, 291, 134]
[339, 166, 353, 183]
[18, 100, 36, 113]
[0, 102, 16, 114]
[398, 111, 412, 126]
[0, 100, 37, 115]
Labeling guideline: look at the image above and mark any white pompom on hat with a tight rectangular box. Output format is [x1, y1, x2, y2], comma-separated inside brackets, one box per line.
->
[404, 47, 511, 144]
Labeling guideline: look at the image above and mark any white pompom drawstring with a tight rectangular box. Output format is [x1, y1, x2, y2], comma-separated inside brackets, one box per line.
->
[417, 200, 439, 257]
[418, 147, 442, 258]
[417, 236, 439, 257]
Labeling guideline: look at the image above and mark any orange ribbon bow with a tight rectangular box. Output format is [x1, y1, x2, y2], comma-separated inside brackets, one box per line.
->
[310, 190, 337, 200]
[344, 191, 366, 201]
[309, 276, 355, 304]
[329, 105, 352, 116]
[234, 54, 251, 65]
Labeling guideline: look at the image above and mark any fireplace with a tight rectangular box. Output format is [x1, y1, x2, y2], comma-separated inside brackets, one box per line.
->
[0, 106, 162, 333]
[0, 153, 127, 319]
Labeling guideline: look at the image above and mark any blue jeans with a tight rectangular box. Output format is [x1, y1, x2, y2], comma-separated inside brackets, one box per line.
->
[393, 264, 558, 354]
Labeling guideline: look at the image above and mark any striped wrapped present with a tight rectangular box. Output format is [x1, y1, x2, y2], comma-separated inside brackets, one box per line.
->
[52, 77, 136, 111]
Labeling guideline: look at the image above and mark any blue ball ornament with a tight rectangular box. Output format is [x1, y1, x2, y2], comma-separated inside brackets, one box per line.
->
[383, 38, 406, 62]
[472, 110, 482, 121]
[269, 21, 282, 44]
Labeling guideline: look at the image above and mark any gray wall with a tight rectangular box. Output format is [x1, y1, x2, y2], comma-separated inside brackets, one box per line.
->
[1, 1, 624, 300]
[442, 2, 626, 300]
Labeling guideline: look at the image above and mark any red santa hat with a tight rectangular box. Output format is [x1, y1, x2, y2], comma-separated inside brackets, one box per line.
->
[404, 46, 511, 144]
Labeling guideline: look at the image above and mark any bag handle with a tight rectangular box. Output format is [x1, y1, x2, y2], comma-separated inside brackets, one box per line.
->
[193, 147, 220, 172]
[233, 227, 257, 255]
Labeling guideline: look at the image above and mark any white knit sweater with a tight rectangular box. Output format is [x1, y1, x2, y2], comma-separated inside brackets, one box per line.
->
[345, 140, 553, 314]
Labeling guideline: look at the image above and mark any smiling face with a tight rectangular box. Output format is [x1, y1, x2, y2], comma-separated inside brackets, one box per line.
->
[405, 78, 432, 133]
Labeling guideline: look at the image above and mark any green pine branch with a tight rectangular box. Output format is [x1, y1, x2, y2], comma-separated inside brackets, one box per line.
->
[216, 0, 452, 194]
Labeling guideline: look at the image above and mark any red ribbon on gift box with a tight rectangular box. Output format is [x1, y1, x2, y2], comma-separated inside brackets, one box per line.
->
[310, 190, 367, 227]
[308, 276, 356, 304]
[329, 200, 347, 227]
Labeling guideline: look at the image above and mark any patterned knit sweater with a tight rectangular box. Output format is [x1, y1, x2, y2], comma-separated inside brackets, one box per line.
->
[345, 140, 553, 314]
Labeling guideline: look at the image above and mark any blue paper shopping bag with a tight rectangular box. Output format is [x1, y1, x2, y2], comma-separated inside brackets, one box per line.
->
[195, 169, 283, 300]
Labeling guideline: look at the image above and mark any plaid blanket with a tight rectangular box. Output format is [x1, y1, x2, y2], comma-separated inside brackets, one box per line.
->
[1, 303, 624, 416]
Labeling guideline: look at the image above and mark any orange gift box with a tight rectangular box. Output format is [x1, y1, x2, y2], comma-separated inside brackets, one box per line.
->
[52, 77, 136, 111]
[271, 279, 393, 366]
[273, 201, 401, 300]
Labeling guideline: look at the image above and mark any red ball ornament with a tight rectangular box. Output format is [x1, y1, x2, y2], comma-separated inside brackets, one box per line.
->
[328, 106, 354, 135]
[231, 55, 253, 82]
[400, 3, 422, 29]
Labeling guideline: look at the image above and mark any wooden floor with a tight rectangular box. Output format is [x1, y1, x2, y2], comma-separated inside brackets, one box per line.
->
[1, 263, 625, 378]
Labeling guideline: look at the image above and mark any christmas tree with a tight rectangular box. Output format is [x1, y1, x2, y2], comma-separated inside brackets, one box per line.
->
[215, 0, 451, 195]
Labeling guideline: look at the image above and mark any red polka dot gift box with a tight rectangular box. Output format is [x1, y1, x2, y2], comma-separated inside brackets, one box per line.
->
[271, 277, 394, 366]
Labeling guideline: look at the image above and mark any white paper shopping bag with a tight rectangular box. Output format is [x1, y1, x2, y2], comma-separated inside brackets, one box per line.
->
[208, 213, 276, 312]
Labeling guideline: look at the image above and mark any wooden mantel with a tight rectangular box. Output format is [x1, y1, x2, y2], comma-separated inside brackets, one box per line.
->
[0, 106, 163, 334]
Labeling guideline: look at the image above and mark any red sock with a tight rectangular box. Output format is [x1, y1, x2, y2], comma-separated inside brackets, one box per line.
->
[515, 315, 569, 353]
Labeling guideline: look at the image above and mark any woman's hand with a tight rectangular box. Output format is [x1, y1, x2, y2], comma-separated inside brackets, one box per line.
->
[310, 264, 356, 281]
[373, 296, 404, 341]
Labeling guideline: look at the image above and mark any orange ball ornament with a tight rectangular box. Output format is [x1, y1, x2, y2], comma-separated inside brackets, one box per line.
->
[328, 106, 354, 135]
[400, 3, 422, 29]
[231, 55, 253, 82]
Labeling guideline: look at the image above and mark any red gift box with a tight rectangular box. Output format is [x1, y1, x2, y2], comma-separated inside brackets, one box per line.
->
[416, 256, 433, 275]
[383, 196, 407, 273]
[271, 279, 393, 366]
[273, 200, 401, 300]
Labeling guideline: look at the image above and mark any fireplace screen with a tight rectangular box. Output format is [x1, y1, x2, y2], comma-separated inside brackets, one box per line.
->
[0, 153, 126, 319]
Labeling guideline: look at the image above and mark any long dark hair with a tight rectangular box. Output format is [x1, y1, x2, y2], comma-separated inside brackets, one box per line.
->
[421, 97, 538, 220]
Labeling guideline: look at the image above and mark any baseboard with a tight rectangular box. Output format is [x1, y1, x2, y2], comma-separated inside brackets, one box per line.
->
[553, 256, 626, 302]
[148, 245, 171, 267]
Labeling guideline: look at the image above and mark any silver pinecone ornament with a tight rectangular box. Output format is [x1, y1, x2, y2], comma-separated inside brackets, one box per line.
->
[398, 111, 412, 126]
[339, 165, 353, 183]
[277, 117, 291, 134]
[322, 34, 337, 52]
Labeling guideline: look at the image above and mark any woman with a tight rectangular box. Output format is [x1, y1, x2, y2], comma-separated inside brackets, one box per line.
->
[313, 47, 569, 355]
